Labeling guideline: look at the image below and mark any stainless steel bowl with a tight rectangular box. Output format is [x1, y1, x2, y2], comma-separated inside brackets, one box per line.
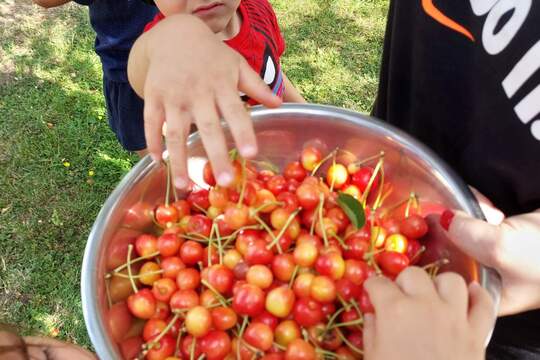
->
[82, 103, 501, 359]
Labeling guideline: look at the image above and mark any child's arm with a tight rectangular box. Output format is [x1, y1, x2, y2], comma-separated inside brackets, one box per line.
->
[32, 0, 71, 8]
[128, 14, 281, 190]
[282, 73, 306, 103]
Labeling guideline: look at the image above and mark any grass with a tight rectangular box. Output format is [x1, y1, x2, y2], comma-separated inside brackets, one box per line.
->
[0, 0, 388, 350]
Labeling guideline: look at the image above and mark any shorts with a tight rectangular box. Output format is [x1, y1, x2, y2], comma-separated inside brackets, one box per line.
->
[104, 78, 146, 151]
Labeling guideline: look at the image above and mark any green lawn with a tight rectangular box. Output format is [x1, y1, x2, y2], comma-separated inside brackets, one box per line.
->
[0, 0, 388, 349]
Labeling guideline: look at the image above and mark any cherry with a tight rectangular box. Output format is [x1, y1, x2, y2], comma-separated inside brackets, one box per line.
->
[326, 207, 350, 233]
[351, 166, 378, 193]
[335, 278, 361, 302]
[216, 217, 234, 236]
[244, 322, 274, 351]
[224, 204, 249, 230]
[295, 183, 320, 210]
[326, 163, 349, 189]
[359, 287, 374, 314]
[127, 289, 156, 319]
[343, 233, 370, 260]
[440, 209, 455, 231]
[277, 192, 299, 213]
[247, 264, 274, 289]
[233, 283, 266, 317]
[187, 214, 212, 238]
[335, 347, 356, 360]
[310, 275, 336, 303]
[152, 278, 177, 302]
[315, 217, 338, 240]
[155, 204, 179, 226]
[285, 339, 316, 360]
[266, 286, 295, 318]
[401, 214, 428, 239]
[203, 161, 216, 186]
[253, 310, 279, 331]
[233, 261, 250, 280]
[202, 246, 220, 267]
[120, 336, 143, 360]
[267, 175, 287, 195]
[186, 306, 212, 338]
[346, 330, 364, 352]
[170, 289, 199, 311]
[342, 184, 361, 200]
[301, 146, 322, 172]
[172, 199, 191, 219]
[293, 242, 318, 267]
[377, 251, 410, 276]
[209, 186, 229, 209]
[181, 335, 202, 359]
[292, 298, 323, 327]
[382, 217, 401, 235]
[320, 302, 336, 317]
[200, 330, 232, 360]
[255, 189, 279, 213]
[146, 334, 175, 360]
[245, 239, 274, 265]
[211, 306, 238, 331]
[287, 179, 301, 193]
[139, 261, 162, 286]
[142, 319, 167, 342]
[284, 161, 307, 182]
[176, 268, 200, 291]
[187, 189, 210, 211]
[314, 252, 345, 280]
[271, 208, 292, 230]
[224, 249, 243, 270]
[275, 320, 301, 347]
[236, 229, 261, 255]
[180, 241, 204, 266]
[384, 233, 408, 253]
[292, 273, 314, 298]
[207, 264, 234, 294]
[344, 259, 369, 286]
[308, 323, 342, 351]
[371, 226, 387, 248]
[107, 302, 133, 342]
[406, 237, 423, 265]
[157, 232, 182, 257]
[160, 256, 185, 279]
[151, 301, 170, 320]
[271, 253, 296, 282]
[135, 234, 158, 257]
[340, 308, 362, 331]
[200, 289, 220, 308]
[258, 169, 276, 182]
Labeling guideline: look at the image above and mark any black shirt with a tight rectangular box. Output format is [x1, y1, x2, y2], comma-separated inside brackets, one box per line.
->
[372, 1, 540, 359]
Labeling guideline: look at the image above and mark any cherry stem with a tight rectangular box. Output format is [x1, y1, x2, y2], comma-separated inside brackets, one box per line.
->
[126, 244, 138, 293]
[329, 150, 338, 193]
[310, 194, 323, 236]
[410, 245, 426, 264]
[221, 225, 263, 249]
[422, 258, 450, 271]
[311, 149, 337, 176]
[251, 201, 284, 214]
[329, 231, 348, 250]
[324, 307, 345, 334]
[192, 203, 208, 216]
[350, 299, 363, 319]
[201, 279, 228, 307]
[254, 215, 281, 253]
[207, 225, 215, 267]
[104, 278, 112, 309]
[336, 328, 364, 355]
[196, 355, 205, 360]
[250, 159, 279, 173]
[109, 251, 160, 275]
[229, 148, 239, 161]
[351, 151, 385, 168]
[145, 312, 181, 351]
[404, 192, 418, 218]
[272, 342, 286, 351]
[318, 193, 329, 247]
[363, 248, 384, 260]
[150, 212, 165, 230]
[315, 348, 339, 358]
[237, 157, 247, 207]
[214, 223, 223, 265]
[174, 328, 184, 357]
[375, 185, 394, 211]
[108, 269, 163, 279]
[336, 294, 351, 311]
[237, 316, 249, 360]
[165, 160, 171, 207]
[361, 155, 384, 208]
[330, 318, 364, 329]
[288, 265, 300, 288]
[372, 164, 386, 210]
[181, 233, 210, 243]
[190, 336, 196, 360]
[267, 208, 301, 252]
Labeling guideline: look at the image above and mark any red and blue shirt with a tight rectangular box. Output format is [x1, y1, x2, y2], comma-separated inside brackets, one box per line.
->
[144, 0, 286, 104]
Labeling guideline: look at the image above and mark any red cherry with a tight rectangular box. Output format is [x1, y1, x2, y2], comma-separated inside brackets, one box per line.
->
[151, 301, 170, 320]
[245, 239, 274, 265]
[351, 166, 379, 193]
[271, 253, 296, 282]
[176, 268, 200, 291]
[285, 339, 316, 360]
[152, 278, 177, 302]
[169, 289, 199, 311]
[293, 298, 323, 327]
[107, 302, 132, 342]
[157, 232, 182, 257]
[401, 214, 428, 239]
[284, 161, 307, 182]
[232, 283, 266, 317]
[120, 336, 143, 360]
[172, 199, 191, 219]
[335, 278, 361, 302]
[211, 306, 238, 331]
[155, 204, 179, 226]
[359, 287, 374, 314]
[377, 251, 410, 276]
[207, 264, 234, 294]
[200, 330, 232, 360]
[203, 161, 216, 186]
[160, 256, 185, 279]
[135, 234, 158, 257]
[127, 289, 156, 319]
[245, 322, 274, 351]
[296, 183, 320, 210]
[301, 146, 322, 172]
[277, 192, 300, 213]
[142, 319, 167, 342]
[406, 238, 423, 265]
[253, 310, 280, 331]
[146, 335, 175, 360]
[180, 241, 204, 266]
[267, 175, 287, 195]
[187, 189, 211, 211]
[344, 259, 370, 286]
[187, 214, 212, 238]
[181, 335, 202, 359]
[326, 207, 350, 233]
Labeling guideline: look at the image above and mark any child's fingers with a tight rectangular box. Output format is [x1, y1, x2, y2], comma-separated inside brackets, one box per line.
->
[468, 282, 496, 338]
[164, 106, 191, 189]
[238, 57, 282, 108]
[362, 313, 376, 354]
[143, 97, 165, 162]
[216, 90, 258, 159]
[433, 272, 468, 313]
[364, 276, 403, 310]
[395, 266, 437, 298]
[192, 97, 234, 187]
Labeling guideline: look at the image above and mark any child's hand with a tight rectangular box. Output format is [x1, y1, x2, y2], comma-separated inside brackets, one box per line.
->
[363, 267, 495, 360]
[128, 14, 281, 189]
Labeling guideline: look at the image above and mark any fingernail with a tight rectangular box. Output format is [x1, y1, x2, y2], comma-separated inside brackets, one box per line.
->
[217, 172, 233, 187]
[175, 177, 189, 189]
[440, 209, 455, 231]
[240, 144, 257, 158]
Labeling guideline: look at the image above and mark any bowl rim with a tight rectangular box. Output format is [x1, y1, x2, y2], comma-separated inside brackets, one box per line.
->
[82, 103, 501, 358]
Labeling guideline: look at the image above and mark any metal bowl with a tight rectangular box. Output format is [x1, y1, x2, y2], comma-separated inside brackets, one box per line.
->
[82, 103, 501, 359]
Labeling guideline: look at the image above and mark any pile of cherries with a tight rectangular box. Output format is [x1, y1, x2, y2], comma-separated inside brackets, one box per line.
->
[106, 147, 444, 360]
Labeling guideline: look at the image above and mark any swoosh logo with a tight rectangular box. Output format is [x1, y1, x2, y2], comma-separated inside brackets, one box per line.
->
[422, 0, 475, 42]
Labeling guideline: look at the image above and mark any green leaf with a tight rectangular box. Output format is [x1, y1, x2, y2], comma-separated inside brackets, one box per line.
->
[337, 192, 365, 229]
